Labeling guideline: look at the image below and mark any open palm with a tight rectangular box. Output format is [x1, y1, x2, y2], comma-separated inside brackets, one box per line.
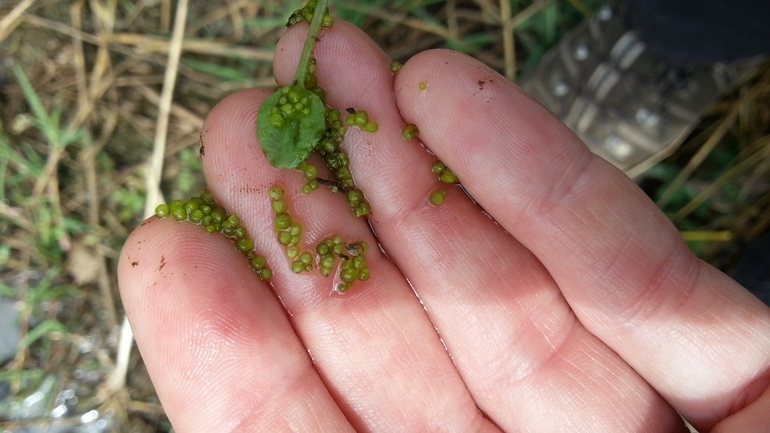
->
[118, 20, 770, 432]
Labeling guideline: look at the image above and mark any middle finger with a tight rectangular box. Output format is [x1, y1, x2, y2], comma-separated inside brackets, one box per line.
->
[272, 20, 684, 431]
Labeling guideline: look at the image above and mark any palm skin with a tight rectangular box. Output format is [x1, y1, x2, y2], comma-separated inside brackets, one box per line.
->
[118, 20, 770, 432]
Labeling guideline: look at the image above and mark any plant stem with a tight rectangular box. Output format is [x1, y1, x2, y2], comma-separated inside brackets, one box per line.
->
[293, 0, 329, 87]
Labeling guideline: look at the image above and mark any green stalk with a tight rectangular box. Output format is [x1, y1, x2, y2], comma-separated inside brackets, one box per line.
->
[293, 0, 329, 87]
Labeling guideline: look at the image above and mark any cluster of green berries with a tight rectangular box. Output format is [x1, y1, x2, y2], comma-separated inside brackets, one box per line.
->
[303, 57, 325, 97]
[154, 190, 272, 280]
[269, 184, 371, 292]
[399, 121, 459, 206]
[346, 188, 370, 217]
[297, 160, 320, 194]
[308, 108, 372, 217]
[401, 124, 419, 141]
[429, 190, 447, 206]
[429, 161, 460, 206]
[345, 108, 378, 133]
[287, 0, 334, 28]
[315, 237, 370, 292]
[269, 185, 315, 274]
[278, 4, 376, 219]
[267, 85, 315, 130]
[432, 161, 459, 184]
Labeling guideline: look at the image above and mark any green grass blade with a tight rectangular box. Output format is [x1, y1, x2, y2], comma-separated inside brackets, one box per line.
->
[18, 319, 68, 352]
[11, 64, 60, 146]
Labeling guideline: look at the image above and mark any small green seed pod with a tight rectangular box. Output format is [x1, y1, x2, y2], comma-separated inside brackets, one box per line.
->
[359, 268, 370, 281]
[287, 246, 300, 259]
[320, 254, 335, 269]
[430, 190, 447, 206]
[259, 268, 272, 280]
[269, 185, 285, 201]
[155, 204, 170, 218]
[169, 199, 184, 210]
[205, 223, 222, 233]
[355, 202, 371, 217]
[347, 189, 364, 205]
[189, 209, 204, 223]
[389, 61, 402, 72]
[172, 207, 188, 221]
[236, 237, 255, 253]
[184, 200, 199, 214]
[439, 169, 459, 184]
[278, 231, 292, 246]
[334, 166, 351, 181]
[324, 153, 341, 169]
[341, 267, 359, 283]
[354, 111, 369, 126]
[303, 165, 318, 180]
[250, 255, 266, 271]
[272, 200, 288, 214]
[289, 223, 302, 236]
[223, 214, 240, 230]
[200, 190, 215, 204]
[269, 113, 285, 129]
[275, 213, 292, 231]
[291, 260, 304, 273]
[233, 226, 247, 239]
[362, 121, 378, 133]
[432, 161, 446, 174]
[402, 124, 419, 141]
[211, 207, 227, 223]
[316, 243, 330, 256]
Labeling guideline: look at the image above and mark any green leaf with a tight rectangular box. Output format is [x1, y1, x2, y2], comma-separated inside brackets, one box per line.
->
[257, 86, 326, 169]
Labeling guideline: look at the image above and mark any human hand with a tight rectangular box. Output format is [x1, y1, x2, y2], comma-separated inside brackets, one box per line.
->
[118, 20, 770, 432]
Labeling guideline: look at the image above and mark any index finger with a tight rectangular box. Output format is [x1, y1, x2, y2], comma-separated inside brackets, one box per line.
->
[393, 49, 770, 430]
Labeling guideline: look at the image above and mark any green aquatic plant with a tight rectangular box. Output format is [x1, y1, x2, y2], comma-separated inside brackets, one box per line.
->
[153, 0, 464, 292]
[155, 191, 272, 281]
[256, 0, 331, 169]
